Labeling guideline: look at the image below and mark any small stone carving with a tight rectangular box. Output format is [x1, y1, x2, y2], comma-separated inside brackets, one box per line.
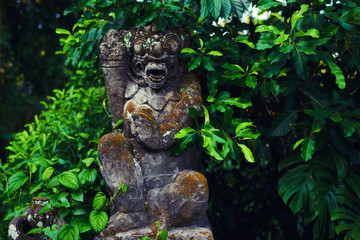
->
[8, 197, 65, 240]
[96, 24, 213, 239]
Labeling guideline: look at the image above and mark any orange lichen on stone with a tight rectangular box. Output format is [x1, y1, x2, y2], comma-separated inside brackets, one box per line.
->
[98, 132, 134, 164]
[159, 123, 178, 135]
[137, 108, 155, 124]
[177, 171, 208, 197]
[125, 101, 136, 114]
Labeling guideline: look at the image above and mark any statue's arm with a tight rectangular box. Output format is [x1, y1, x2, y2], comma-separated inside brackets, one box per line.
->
[100, 29, 128, 131]
[158, 72, 203, 144]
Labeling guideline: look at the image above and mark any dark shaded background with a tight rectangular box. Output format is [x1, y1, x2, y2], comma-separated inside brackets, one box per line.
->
[0, 0, 77, 161]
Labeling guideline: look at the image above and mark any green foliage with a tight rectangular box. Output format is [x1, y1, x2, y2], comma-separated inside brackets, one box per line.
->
[141, 221, 168, 240]
[0, 64, 111, 238]
[2, 0, 360, 239]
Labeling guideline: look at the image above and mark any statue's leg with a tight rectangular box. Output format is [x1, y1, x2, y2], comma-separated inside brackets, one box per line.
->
[98, 132, 145, 213]
[147, 170, 209, 227]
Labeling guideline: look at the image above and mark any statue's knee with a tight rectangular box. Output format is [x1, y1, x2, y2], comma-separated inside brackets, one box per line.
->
[98, 132, 133, 160]
[176, 170, 209, 201]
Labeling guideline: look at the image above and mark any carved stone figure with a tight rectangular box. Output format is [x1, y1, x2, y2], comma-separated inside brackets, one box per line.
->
[96, 25, 213, 239]
[8, 198, 65, 240]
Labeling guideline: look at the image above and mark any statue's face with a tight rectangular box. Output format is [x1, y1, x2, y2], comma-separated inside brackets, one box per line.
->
[128, 29, 183, 89]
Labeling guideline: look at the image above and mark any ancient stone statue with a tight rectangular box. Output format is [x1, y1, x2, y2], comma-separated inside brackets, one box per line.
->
[96, 24, 213, 239]
[8, 197, 65, 240]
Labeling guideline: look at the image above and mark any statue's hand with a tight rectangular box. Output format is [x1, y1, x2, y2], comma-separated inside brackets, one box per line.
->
[130, 110, 161, 149]
[99, 29, 126, 62]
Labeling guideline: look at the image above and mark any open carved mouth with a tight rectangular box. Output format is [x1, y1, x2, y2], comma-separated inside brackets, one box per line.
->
[145, 62, 168, 83]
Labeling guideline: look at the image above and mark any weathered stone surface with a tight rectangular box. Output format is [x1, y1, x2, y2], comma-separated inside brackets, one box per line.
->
[8, 198, 65, 240]
[95, 226, 213, 240]
[97, 24, 213, 239]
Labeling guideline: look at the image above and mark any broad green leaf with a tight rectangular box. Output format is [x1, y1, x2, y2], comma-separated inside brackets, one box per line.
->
[220, 97, 252, 109]
[89, 211, 109, 233]
[208, 0, 222, 19]
[256, 0, 281, 10]
[93, 192, 107, 211]
[8, 172, 29, 195]
[291, 4, 309, 29]
[181, 48, 197, 54]
[270, 80, 280, 96]
[27, 228, 44, 234]
[278, 156, 314, 214]
[323, 25, 339, 37]
[207, 50, 223, 56]
[235, 126, 260, 139]
[199, 38, 204, 49]
[175, 127, 196, 139]
[171, 133, 195, 156]
[301, 137, 315, 161]
[159, 229, 168, 240]
[38, 203, 53, 214]
[55, 28, 71, 35]
[331, 112, 343, 123]
[237, 39, 255, 48]
[188, 56, 202, 71]
[78, 168, 97, 185]
[114, 119, 123, 128]
[206, 130, 227, 143]
[256, 34, 277, 50]
[235, 122, 254, 134]
[292, 50, 308, 79]
[203, 105, 210, 127]
[122, 184, 127, 194]
[245, 76, 257, 88]
[42, 167, 54, 181]
[58, 172, 80, 189]
[222, 0, 232, 18]
[202, 56, 215, 71]
[58, 224, 79, 240]
[238, 143, 255, 163]
[71, 191, 84, 202]
[202, 135, 210, 147]
[294, 29, 319, 38]
[271, 12, 285, 23]
[82, 158, 94, 167]
[270, 110, 298, 137]
[293, 138, 306, 150]
[325, 58, 346, 89]
[274, 32, 289, 45]
[255, 25, 281, 35]
[200, 0, 209, 18]
[206, 141, 224, 160]
[232, 0, 250, 18]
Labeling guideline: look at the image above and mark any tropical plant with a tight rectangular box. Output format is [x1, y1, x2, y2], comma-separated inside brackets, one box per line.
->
[1, 0, 360, 239]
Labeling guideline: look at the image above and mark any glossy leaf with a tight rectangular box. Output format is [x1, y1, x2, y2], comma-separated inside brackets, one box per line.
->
[42, 167, 54, 181]
[301, 137, 315, 161]
[326, 58, 346, 89]
[237, 143, 255, 163]
[270, 110, 298, 137]
[89, 211, 109, 233]
[58, 172, 80, 189]
[92, 192, 107, 211]
[291, 4, 309, 29]
[58, 224, 79, 240]
[7, 173, 29, 195]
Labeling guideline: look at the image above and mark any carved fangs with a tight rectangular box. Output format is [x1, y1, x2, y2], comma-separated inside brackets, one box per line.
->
[145, 62, 168, 83]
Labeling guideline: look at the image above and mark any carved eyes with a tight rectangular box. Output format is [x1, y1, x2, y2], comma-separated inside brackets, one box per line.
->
[134, 41, 145, 56]
[133, 38, 181, 56]
[167, 40, 179, 54]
